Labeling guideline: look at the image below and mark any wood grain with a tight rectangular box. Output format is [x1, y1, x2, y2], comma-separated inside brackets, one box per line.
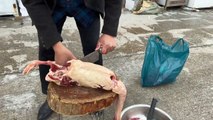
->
[47, 82, 117, 115]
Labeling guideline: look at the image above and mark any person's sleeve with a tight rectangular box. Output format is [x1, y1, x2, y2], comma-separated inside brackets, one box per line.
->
[22, 0, 62, 49]
[101, 0, 123, 37]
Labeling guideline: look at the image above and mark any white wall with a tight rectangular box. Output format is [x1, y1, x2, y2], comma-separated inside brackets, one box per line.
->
[0, 0, 28, 16]
[0, 0, 18, 16]
[17, 0, 28, 16]
[187, 0, 213, 8]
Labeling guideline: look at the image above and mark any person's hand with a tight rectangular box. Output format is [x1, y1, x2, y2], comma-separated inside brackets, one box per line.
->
[53, 42, 76, 65]
[95, 34, 116, 54]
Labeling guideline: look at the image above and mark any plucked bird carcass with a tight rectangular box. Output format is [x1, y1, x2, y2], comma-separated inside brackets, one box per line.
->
[23, 59, 127, 120]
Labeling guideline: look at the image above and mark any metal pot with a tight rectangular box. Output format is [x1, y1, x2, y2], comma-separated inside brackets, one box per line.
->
[121, 104, 173, 120]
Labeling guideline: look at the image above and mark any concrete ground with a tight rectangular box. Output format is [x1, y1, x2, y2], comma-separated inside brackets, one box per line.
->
[0, 8, 213, 120]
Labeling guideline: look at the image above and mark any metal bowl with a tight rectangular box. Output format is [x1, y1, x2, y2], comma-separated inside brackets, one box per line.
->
[121, 104, 173, 120]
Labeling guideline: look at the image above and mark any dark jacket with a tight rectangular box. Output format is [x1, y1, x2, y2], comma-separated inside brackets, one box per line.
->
[22, 0, 123, 49]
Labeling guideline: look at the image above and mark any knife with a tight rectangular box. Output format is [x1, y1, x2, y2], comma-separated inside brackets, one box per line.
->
[80, 49, 101, 63]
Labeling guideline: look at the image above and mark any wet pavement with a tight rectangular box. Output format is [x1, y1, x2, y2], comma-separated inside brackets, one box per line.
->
[0, 8, 213, 120]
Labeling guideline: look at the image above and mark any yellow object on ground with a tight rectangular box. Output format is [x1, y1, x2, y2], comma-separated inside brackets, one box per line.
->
[133, 0, 163, 14]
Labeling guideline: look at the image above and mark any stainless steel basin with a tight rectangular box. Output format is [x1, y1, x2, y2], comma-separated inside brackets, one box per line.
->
[121, 104, 173, 120]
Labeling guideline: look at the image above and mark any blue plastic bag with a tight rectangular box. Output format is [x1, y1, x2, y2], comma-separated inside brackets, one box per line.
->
[141, 35, 189, 87]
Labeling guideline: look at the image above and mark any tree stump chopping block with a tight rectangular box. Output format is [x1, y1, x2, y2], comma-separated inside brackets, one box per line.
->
[47, 82, 118, 116]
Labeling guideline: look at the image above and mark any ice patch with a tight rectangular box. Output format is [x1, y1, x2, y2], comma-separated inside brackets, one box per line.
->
[168, 29, 192, 38]
[202, 25, 213, 29]
[1, 25, 7, 28]
[0, 26, 36, 37]
[157, 19, 180, 22]
[203, 39, 213, 45]
[120, 14, 158, 27]
[183, 67, 190, 75]
[4, 65, 13, 71]
[191, 46, 213, 54]
[1, 74, 18, 84]
[13, 40, 38, 48]
[10, 54, 27, 63]
[0, 93, 36, 111]
[180, 17, 200, 21]
[28, 71, 39, 77]
[6, 49, 20, 53]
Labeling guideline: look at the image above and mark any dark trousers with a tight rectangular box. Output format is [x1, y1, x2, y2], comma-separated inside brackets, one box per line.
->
[38, 14, 102, 94]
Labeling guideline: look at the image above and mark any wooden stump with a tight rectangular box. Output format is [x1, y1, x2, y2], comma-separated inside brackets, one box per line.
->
[47, 82, 118, 116]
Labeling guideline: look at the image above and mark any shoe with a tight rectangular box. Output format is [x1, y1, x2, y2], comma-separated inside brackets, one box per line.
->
[37, 100, 54, 120]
